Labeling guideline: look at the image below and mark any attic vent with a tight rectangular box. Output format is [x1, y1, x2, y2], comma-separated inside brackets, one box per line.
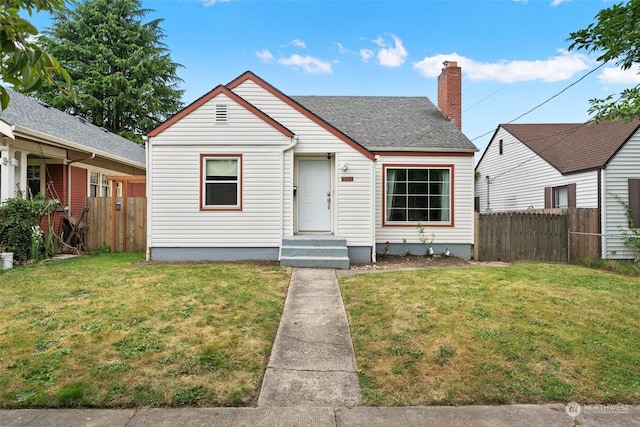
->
[215, 104, 228, 125]
[37, 100, 51, 109]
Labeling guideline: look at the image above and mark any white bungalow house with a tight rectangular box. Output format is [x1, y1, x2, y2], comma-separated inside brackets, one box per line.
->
[146, 64, 478, 267]
[474, 120, 640, 259]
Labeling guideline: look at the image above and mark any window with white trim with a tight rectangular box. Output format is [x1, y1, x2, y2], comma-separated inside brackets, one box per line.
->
[384, 166, 451, 224]
[202, 156, 241, 209]
[89, 171, 99, 197]
[101, 173, 110, 197]
[27, 165, 42, 198]
[553, 186, 568, 209]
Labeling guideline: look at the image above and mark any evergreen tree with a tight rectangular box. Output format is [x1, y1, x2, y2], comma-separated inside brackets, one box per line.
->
[36, 0, 183, 143]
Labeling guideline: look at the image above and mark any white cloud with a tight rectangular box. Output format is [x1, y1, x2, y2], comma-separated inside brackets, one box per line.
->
[201, 0, 230, 6]
[256, 49, 274, 63]
[374, 34, 408, 67]
[599, 66, 640, 84]
[278, 54, 333, 74]
[513, 0, 570, 5]
[359, 48, 374, 63]
[281, 39, 307, 49]
[413, 51, 592, 83]
[290, 39, 307, 49]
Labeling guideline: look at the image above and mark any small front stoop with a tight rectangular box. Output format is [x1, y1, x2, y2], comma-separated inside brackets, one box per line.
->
[280, 236, 350, 269]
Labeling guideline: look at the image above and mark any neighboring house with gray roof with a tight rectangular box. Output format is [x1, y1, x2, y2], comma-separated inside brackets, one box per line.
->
[0, 88, 145, 221]
[474, 120, 640, 259]
[146, 66, 477, 267]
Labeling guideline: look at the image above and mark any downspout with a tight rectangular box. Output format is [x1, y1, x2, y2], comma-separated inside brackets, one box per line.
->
[371, 155, 378, 263]
[67, 152, 95, 214]
[485, 175, 492, 212]
[143, 135, 151, 261]
[278, 135, 299, 261]
[599, 166, 606, 258]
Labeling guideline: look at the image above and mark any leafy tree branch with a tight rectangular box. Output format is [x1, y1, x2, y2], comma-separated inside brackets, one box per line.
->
[0, 0, 73, 110]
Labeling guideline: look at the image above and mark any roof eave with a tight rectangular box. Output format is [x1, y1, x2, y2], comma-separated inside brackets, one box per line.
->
[371, 146, 478, 153]
[0, 120, 15, 139]
[11, 125, 145, 170]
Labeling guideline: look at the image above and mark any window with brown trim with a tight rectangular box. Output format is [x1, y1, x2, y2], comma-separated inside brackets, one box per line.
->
[629, 179, 640, 228]
[384, 165, 452, 225]
[201, 155, 241, 209]
[544, 183, 576, 209]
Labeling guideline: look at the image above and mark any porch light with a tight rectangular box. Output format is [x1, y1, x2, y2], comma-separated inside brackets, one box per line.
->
[341, 163, 349, 172]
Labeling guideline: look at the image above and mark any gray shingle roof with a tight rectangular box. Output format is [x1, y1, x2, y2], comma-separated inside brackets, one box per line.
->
[292, 96, 477, 152]
[0, 89, 145, 166]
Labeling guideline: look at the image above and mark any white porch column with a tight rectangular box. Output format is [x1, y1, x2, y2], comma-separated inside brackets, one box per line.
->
[0, 147, 11, 202]
[15, 151, 27, 198]
[0, 147, 23, 201]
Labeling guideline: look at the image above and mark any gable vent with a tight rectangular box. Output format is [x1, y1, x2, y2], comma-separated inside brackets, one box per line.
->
[215, 104, 228, 125]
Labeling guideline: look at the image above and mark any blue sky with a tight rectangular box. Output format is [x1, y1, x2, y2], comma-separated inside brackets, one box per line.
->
[30, 0, 640, 156]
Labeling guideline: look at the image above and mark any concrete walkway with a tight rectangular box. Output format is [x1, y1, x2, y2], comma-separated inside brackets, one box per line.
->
[258, 268, 361, 407]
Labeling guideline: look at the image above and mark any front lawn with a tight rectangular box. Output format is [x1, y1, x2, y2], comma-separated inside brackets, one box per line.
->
[340, 262, 640, 406]
[0, 253, 290, 408]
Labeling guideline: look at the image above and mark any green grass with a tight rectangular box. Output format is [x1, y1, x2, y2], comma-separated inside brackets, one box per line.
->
[572, 257, 640, 277]
[340, 261, 640, 406]
[0, 253, 290, 408]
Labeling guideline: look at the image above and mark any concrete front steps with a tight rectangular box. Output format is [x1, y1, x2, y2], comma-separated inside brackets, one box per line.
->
[280, 235, 350, 269]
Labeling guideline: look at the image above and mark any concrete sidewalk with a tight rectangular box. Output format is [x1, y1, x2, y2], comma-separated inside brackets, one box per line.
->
[258, 268, 361, 407]
[2, 404, 639, 426]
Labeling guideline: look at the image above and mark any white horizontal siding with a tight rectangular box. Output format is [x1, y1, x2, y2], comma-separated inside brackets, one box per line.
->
[150, 145, 285, 247]
[375, 155, 475, 245]
[234, 79, 374, 247]
[151, 93, 291, 146]
[148, 90, 293, 248]
[475, 128, 599, 212]
[603, 132, 640, 259]
[334, 151, 373, 246]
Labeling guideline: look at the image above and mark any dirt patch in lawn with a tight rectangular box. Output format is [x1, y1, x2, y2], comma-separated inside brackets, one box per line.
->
[340, 254, 472, 276]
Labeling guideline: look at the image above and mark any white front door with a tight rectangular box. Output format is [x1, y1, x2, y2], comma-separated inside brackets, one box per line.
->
[298, 159, 331, 232]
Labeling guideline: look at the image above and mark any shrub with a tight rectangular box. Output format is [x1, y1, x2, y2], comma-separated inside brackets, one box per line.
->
[0, 197, 53, 263]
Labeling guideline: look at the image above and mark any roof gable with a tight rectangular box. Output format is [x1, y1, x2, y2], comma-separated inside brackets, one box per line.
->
[227, 71, 375, 160]
[501, 120, 640, 174]
[0, 89, 145, 166]
[150, 71, 476, 158]
[148, 84, 294, 138]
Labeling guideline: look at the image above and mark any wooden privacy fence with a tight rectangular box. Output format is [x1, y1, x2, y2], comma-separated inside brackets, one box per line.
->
[85, 197, 147, 252]
[474, 208, 599, 262]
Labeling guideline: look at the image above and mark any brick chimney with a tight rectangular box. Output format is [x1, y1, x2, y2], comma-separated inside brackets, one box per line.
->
[437, 60, 462, 130]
